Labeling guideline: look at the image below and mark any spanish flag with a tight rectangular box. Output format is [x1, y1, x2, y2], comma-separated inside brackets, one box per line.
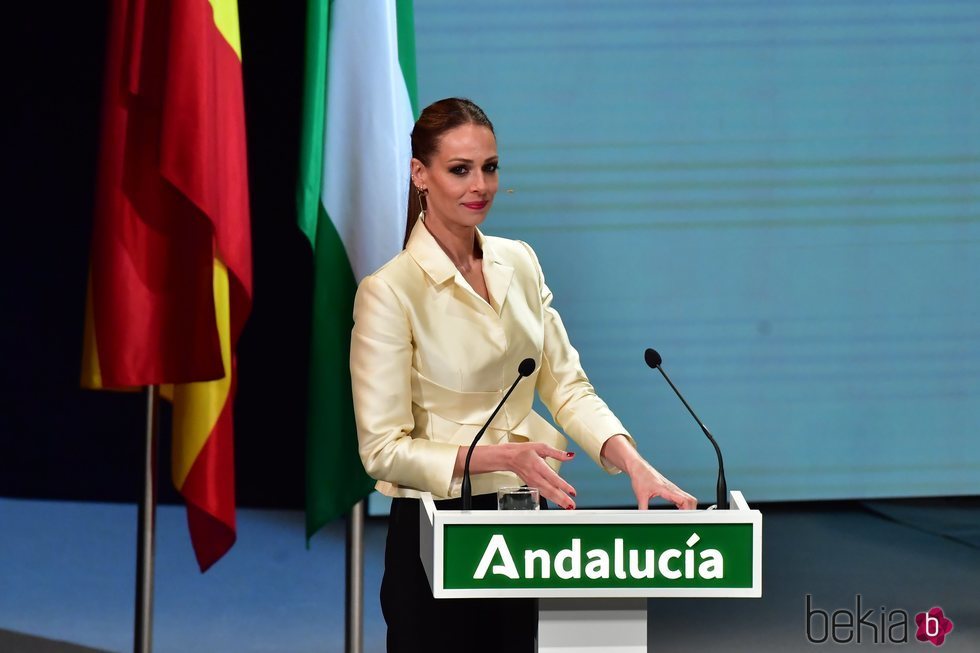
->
[82, 0, 252, 572]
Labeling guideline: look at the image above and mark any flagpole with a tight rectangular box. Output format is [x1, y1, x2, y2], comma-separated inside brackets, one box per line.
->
[346, 499, 365, 653]
[135, 385, 160, 653]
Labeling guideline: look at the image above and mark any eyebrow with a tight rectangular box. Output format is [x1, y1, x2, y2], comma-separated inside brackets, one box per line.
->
[446, 156, 499, 164]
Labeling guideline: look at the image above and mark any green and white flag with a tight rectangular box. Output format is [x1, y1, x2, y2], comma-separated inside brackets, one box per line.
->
[297, 0, 418, 539]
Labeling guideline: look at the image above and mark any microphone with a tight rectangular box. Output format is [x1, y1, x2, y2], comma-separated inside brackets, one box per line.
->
[461, 358, 536, 510]
[644, 348, 729, 510]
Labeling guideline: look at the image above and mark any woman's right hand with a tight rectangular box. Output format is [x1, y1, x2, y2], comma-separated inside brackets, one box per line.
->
[456, 442, 577, 509]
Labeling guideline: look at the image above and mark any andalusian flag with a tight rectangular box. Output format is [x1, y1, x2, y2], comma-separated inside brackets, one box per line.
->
[82, 0, 252, 572]
[297, 0, 418, 539]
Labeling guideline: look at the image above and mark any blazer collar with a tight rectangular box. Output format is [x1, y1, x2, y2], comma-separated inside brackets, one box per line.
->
[406, 217, 500, 283]
[406, 217, 514, 312]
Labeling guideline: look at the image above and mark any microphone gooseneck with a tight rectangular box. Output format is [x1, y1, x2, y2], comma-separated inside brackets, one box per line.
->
[644, 348, 729, 510]
[461, 358, 536, 510]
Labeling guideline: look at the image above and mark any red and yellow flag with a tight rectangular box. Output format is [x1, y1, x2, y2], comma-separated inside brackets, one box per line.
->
[82, 0, 252, 572]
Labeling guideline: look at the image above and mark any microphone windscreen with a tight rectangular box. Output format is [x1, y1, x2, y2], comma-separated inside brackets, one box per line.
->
[644, 348, 663, 368]
[518, 358, 536, 377]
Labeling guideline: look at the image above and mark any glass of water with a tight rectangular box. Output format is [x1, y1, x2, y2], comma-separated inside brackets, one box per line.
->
[497, 486, 540, 510]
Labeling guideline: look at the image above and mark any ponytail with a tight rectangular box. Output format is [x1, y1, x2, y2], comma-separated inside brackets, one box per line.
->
[403, 175, 425, 248]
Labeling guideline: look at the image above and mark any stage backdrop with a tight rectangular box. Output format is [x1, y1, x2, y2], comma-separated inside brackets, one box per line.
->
[369, 0, 980, 511]
[4, 1, 977, 512]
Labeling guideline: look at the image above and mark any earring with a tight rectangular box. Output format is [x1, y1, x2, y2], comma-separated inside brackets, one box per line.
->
[415, 184, 427, 217]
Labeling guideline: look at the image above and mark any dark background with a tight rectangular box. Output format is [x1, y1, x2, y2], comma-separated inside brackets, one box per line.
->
[2, 2, 313, 509]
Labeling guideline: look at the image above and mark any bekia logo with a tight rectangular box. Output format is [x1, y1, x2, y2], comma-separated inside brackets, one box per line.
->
[915, 607, 954, 647]
[805, 595, 954, 647]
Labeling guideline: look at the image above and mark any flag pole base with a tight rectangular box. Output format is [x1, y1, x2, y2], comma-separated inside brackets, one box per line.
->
[134, 385, 159, 653]
[346, 499, 365, 653]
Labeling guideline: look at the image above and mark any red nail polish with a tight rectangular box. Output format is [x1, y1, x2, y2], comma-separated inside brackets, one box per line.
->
[567, 452, 575, 458]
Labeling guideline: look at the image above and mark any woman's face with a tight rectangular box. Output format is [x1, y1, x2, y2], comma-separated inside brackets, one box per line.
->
[413, 123, 498, 231]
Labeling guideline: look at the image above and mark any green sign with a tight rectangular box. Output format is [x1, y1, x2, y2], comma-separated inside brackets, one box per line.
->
[443, 523, 753, 590]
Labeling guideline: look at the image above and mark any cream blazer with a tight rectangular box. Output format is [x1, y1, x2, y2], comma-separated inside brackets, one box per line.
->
[350, 219, 634, 500]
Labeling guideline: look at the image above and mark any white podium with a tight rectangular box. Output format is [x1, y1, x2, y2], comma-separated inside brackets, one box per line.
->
[418, 490, 762, 652]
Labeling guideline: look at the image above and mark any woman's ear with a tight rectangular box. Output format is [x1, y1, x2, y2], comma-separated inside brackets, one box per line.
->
[411, 158, 427, 188]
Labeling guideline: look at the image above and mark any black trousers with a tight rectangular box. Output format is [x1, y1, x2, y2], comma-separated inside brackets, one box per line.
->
[381, 493, 537, 653]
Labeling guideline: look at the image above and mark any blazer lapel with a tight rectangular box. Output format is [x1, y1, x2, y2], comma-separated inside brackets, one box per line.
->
[480, 235, 514, 316]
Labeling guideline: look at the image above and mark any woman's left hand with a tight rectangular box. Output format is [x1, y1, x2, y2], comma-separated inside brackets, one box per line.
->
[600, 434, 698, 510]
[624, 458, 697, 510]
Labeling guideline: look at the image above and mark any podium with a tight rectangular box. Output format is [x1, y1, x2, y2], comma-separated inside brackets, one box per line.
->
[418, 490, 762, 652]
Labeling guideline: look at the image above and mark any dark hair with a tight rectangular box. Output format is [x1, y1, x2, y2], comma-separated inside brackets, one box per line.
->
[404, 98, 495, 247]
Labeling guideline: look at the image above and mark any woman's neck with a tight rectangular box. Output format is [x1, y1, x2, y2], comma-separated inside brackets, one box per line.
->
[423, 212, 481, 270]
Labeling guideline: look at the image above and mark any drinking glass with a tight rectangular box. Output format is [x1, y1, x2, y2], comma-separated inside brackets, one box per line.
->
[496, 486, 540, 510]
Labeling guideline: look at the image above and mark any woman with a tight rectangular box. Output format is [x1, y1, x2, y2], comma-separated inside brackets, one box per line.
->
[350, 98, 696, 652]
